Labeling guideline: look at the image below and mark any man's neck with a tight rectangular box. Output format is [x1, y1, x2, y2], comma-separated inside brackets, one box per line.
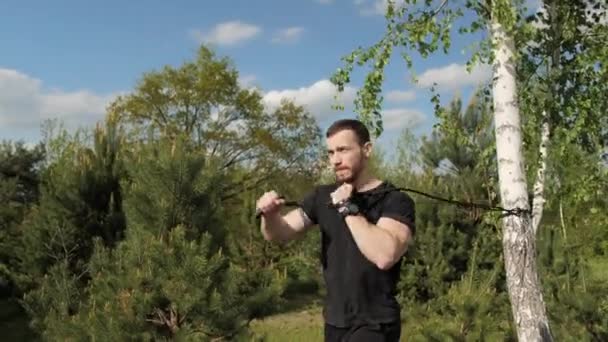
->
[351, 171, 382, 192]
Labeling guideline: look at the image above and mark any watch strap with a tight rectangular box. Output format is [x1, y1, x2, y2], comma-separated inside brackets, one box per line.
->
[337, 200, 359, 217]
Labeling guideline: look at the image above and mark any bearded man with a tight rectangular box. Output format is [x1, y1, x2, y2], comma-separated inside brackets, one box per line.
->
[256, 118, 416, 342]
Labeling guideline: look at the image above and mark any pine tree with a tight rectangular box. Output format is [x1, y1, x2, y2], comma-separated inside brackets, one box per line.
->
[32, 134, 287, 340]
[394, 93, 501, 297]
[402, 248, 514, 342]
[0, 140, 45, 340]
[386, 93, 515, 339]
[0, 140, 45, 296]
[54, 226, 285, 341]
[16, 119, 128, 333]
[223, 171, 324, 309]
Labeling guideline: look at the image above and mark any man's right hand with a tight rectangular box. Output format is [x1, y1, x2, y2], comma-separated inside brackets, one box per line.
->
[256, 191, 286, 218]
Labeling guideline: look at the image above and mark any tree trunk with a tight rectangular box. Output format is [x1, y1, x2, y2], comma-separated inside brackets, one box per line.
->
[490, 6, 553, 342]
[532, 111, 550, 234]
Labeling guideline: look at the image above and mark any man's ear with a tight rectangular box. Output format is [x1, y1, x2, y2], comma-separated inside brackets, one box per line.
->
[363, 142, 372, 158]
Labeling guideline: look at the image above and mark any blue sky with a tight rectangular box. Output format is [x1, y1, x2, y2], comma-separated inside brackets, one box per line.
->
[0, 0, 492, 155]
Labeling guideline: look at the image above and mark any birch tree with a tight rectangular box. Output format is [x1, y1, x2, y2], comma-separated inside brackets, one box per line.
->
[331, 0, 607, 340]
[490, 3, 552, 339]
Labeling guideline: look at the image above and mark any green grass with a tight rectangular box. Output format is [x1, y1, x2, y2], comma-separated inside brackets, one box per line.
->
[250, 306, 325, 341]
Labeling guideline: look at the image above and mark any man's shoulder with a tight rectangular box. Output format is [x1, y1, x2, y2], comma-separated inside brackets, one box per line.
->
[382, 187, 414, 203]
[368, 182, 415, 215]
[376, 182, 413, 201]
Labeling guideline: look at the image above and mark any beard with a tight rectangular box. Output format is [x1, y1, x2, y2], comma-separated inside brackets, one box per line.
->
[332, 151, 366, 185]
[334, 163, 362, 185]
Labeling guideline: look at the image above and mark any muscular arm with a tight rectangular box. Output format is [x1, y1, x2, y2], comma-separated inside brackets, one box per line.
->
[344, 214, 412, 270]
[261, 208, 314, 244]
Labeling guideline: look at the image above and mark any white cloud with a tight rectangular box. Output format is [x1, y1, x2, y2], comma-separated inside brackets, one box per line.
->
[381, 108, 426, 131]
[0, 68, 117, 129]
[261, 80, 427, 129]
[262, 79, 357, 118]
[271, 27, 305, 44]
[385, 90, 416, 103]
[355, 0, 387, 16]
[316, 0, 334, 4]
[190, 21, 261, 46]
[417, 63, 491, 91]
[238, 74, 257, 88]
[355, 0, 404, 16]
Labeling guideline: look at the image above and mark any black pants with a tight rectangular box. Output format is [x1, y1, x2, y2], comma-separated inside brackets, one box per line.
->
[324, 321, 401, 342]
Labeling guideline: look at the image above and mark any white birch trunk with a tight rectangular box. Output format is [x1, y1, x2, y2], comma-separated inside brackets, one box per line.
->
[532, 112, 550, 234]
[491, 7, 553, 342]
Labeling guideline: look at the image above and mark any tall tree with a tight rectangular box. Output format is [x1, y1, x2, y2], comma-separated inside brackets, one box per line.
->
[17, 119, 128, 334]
[0, 141, 45, 296]
[110, 45, 322, 202]
[14, 45, 322, 338]
[490, 3, 552, 338]
[0, 141, 45, 341]
[330, 0, 606, 340]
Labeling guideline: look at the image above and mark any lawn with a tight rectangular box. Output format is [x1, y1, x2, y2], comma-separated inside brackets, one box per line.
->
[250, 305, 325, 341]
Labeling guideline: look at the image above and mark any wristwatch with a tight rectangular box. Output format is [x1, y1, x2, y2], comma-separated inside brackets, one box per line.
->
[337, 201, 360, 217]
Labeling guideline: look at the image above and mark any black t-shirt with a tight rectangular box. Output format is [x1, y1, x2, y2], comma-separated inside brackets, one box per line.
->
[300, 180, 416, 327]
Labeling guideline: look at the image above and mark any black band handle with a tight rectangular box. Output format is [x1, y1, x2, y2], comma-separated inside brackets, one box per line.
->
[255, 196, 300, 218]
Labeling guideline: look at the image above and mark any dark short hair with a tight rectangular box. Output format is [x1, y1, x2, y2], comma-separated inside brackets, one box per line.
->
[325, 119, 370, 145]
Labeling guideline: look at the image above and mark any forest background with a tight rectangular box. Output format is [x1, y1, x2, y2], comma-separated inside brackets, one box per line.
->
[1, 0, 607, 340]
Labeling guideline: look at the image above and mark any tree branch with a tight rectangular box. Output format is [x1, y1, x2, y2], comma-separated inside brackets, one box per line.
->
[433, 0, 449, 16]
[219, 141, 255, 169]
[219, 150, 307, 201]
[150, 101, 169, 126]
[221, 151, 257, 170]
[219, 170, 274, 202]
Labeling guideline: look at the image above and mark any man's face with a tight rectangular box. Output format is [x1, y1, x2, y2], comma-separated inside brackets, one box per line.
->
[326, 129, 371, 184]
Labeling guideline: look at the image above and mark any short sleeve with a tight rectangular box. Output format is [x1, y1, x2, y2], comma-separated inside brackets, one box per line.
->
[299, 187, 318, 225]
[381, 191, 416, 235]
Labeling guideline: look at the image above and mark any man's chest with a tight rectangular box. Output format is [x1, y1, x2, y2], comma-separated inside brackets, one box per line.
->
[316, 193, 386, 238]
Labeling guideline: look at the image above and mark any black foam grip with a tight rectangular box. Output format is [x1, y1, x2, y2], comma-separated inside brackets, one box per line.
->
[255, 195, 286, 218]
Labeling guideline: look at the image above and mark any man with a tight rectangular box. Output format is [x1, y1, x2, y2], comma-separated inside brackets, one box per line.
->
[256, 119, 415, 342]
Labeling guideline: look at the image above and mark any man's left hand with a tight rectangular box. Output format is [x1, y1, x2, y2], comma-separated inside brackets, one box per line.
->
[331, 183, 354, 205]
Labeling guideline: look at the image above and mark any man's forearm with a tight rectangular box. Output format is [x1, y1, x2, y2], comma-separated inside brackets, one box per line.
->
[344, 214, 402, 270]
[261, 214, 291, 243]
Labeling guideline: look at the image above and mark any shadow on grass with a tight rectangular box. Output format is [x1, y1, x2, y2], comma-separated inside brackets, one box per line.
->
[273, 278, 325, 315]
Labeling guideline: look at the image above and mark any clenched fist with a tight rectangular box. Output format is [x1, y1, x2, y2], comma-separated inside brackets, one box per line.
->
[330, 183, 354, 206]
[256, 190, 286, 217]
